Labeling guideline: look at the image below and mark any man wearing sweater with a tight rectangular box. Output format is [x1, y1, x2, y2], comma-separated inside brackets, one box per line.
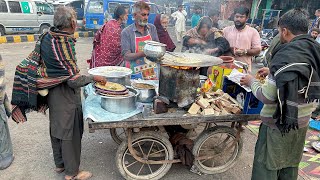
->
[240, 9, 320, 180]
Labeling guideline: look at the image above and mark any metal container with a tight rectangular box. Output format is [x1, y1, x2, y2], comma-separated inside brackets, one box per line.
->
[143, 41, 166, 58]
[137, 88, 157, 103]
[159, 66, 200, 107]
[132, 83, 157, 103]
[199, 75, 208, 88]
[105, 76, 130, 86]
[100, 87, 139, 114]
[88, 66, 132, 86]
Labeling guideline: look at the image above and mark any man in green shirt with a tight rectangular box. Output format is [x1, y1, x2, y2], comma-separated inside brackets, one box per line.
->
[191, 5, 201, 28]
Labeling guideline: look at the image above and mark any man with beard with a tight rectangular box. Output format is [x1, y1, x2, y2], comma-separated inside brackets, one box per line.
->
[121, 1, 159, 80]
[240, 8, 320, 180]
[223, 7, 261, 72]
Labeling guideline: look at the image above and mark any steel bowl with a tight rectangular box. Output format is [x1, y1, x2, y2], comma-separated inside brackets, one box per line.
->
[143, 41, 167, 58]
[88, 66, 132, 86]
[105, 76, 130, 86]
[100, 87, 139, 114]
[132, 83, 157, 103]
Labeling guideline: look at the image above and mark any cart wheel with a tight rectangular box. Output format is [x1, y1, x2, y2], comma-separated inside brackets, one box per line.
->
[192, 126, 243, 174]
[116, 131, 174, 180]
[110, 128, 127, 145]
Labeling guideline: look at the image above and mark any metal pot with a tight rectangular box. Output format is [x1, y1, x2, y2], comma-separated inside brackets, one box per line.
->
[143, 41, 166, 58]
[100, 87, 139, 114]
[137, 88, 157, 103]
[132, 83, 157, 103]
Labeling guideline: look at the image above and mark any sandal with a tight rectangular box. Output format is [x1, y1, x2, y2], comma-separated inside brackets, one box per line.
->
[312, 141, 320, 152]
[65, 171, 92, 180]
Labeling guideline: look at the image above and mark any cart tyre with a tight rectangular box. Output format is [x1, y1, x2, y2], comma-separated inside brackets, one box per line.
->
[110, 128, 126, 145]
[116, 131, 174, 180]
[192, 126, 243, 174]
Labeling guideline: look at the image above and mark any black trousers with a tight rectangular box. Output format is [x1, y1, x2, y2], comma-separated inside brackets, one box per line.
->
[50, 115, 84, 176]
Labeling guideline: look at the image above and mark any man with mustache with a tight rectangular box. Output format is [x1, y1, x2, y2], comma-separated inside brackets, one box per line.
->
[121, 1, 159, 80]
[223, 7, 261, 72]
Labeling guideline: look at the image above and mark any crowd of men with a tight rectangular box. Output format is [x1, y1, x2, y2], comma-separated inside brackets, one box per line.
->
[1, 1, 320, 180]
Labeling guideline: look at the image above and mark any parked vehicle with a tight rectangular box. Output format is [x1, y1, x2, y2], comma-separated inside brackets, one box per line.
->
[0, 0, 54, 36]
[254, 28, 279, 66]
[52, 0, 85, 30]
[84, 0, 159, 31]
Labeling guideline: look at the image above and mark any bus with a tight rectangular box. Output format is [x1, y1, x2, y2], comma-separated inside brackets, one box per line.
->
[84, 0, 159, 31]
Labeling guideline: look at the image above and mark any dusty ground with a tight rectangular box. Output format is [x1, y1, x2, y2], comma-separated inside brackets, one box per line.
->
[0, 28, 304, 180]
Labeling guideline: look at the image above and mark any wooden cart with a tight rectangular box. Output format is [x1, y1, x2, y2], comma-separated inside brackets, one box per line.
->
[87, 110, 260, 180]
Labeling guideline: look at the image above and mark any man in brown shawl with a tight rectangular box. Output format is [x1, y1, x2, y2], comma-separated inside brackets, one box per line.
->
[11, 6, 106, 180]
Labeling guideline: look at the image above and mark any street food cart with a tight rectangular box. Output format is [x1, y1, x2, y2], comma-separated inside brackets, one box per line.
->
[84, 51, 261, 180]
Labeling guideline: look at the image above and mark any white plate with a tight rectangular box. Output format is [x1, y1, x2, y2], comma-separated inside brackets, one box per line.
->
[88, 66, 132, 78]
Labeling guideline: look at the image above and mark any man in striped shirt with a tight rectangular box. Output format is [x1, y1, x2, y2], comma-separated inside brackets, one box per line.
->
[240, 9, 320, 180]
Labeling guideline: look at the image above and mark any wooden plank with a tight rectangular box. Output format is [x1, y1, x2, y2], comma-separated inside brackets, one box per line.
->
[87, 113, 260, 130]
[197, 97, 210, 109]
[188, 103, 201, 115]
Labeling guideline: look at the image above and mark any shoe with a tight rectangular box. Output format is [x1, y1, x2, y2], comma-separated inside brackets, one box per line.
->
[55, 167, 65, 174]
[0, 155, 14, 170]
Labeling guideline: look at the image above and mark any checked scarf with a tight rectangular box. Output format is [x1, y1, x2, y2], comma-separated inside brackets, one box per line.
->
[11, 27, 80, 123]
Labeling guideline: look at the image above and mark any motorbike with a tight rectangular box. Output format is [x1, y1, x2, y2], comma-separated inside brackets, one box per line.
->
[254, 29, 278, 66]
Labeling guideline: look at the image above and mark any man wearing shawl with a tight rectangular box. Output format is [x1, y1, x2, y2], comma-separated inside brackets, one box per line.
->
[11, 7, 105, 180]
[154, 14, 176, 52]
[240, 9, 320, 180]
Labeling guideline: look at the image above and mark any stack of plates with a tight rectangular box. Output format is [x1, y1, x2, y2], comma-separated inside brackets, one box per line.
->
[94, 82, 129, 97]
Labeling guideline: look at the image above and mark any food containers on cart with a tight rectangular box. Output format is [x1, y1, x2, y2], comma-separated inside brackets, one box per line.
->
[100, 87, 139, 114]
[88, 66, 132, 86]
[132, 82, 157, 103]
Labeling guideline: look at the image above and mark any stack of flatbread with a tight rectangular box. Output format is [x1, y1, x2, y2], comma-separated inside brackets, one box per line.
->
[94, 82, 129, 97]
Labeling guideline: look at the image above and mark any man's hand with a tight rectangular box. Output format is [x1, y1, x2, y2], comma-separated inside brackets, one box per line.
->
[93, 76, 107, 85]
[240, 74, 254, 86]
[138, 51, 146, 58]
[234, 48, 246, 56]
[257, 67, 270, 77]
[204, 48, 218, 55]
[195, 39, 207, 45]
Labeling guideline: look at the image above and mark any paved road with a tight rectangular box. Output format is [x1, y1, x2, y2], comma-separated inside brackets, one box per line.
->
[0, 34, 303, 180]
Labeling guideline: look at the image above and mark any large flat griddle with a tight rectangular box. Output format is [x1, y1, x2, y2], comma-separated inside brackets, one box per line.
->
[161, 52, 223, 67]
